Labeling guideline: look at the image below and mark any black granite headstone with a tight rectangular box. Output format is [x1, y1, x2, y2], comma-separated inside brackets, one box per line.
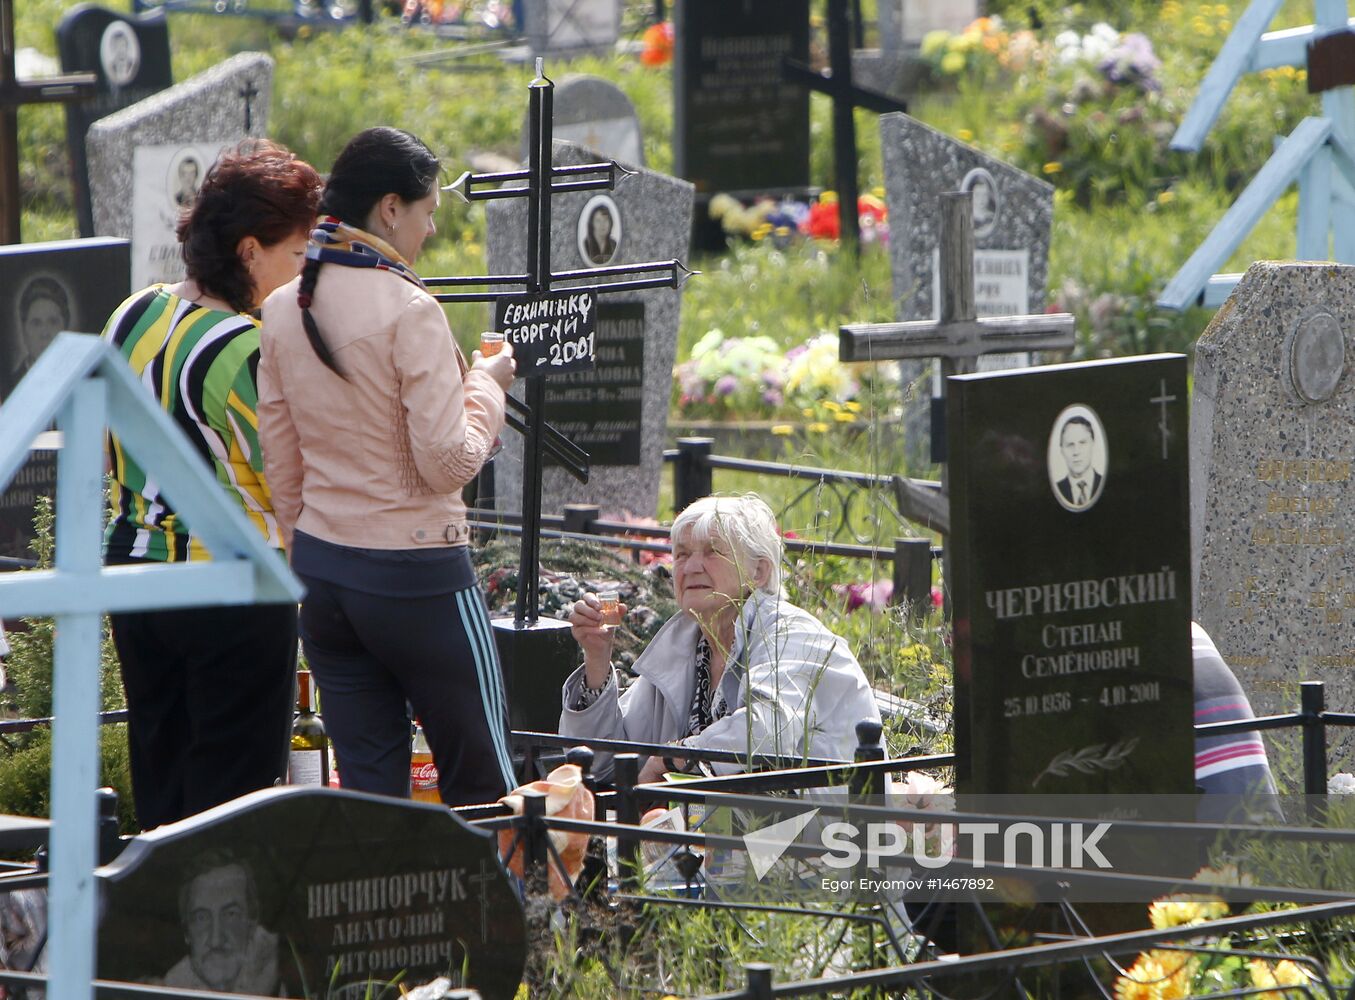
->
[673, 0, 810, 249]
[56, 5, 173, 237]
[543, 301, 643, 467]
[97, 786, 526, 999]
[0, 237, 130, 565]
[492, 288, 597, 376]
[947, 355, 1194, 795]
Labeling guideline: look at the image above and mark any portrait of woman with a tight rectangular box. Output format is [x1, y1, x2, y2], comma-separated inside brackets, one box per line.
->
[578, 195, 620, 266]
[4, 275, 73, 396]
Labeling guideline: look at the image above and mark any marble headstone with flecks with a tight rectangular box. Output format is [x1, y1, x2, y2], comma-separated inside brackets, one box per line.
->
[880, 112, 1054, 459]
[523, 75, 643, 167]
[484, 141, 693, 519]
[1193, 261, 1355, 723]
[86, 53, 272, 290]
[522, 0, 619, 56]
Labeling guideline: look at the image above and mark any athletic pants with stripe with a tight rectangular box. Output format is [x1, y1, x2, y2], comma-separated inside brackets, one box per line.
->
[297, 572, 515, 807]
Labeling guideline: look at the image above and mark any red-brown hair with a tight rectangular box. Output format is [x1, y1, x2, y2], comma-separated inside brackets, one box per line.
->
[176, 139, 322, 314]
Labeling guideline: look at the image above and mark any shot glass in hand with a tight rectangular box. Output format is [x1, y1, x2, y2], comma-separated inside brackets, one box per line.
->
[598, 590, 622, 630]
[480, 331, 506, 357]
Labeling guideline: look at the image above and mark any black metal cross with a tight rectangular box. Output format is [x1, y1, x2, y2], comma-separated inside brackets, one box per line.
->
[0, 0, 95, 244]
[426, 59, 692, 627]
[238, 77, 259, 132]
[783, 0, 905, 251]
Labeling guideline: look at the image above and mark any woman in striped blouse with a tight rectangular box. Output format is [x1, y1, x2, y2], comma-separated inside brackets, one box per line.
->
[101, 140, 322, 830]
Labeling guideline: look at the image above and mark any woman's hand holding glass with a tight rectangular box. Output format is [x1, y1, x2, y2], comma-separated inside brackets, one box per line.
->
[471, 340, 516, 391]
[569, 592, 627, 691]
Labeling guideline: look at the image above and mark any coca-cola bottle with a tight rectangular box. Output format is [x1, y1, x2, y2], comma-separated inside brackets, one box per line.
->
[410, 723, 441, 802]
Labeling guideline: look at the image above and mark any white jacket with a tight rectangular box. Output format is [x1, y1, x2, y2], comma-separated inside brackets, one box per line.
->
[559, 592, 881, 773]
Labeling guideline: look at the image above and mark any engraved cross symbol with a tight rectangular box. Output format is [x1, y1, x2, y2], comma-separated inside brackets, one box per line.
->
[1150, 378, 1177, 460]
[238, 78, 259, 132]
[469, 860, 497, 943]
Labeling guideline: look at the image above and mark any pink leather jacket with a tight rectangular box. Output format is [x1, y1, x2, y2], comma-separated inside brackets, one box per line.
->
[258, 265, 506, 551]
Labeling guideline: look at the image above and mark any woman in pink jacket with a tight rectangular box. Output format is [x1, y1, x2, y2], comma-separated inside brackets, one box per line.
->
[258, 127, 517, 806]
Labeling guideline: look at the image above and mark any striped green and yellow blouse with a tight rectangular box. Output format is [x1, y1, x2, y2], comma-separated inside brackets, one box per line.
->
[102, 286, 279, 562]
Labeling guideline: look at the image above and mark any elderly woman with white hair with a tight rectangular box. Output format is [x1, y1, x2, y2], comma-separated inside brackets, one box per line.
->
[560, 494, 881, 782]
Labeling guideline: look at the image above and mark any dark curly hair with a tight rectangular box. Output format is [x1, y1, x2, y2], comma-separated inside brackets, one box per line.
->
[298, 127, 441, 379]
[176, 139, 322, 315]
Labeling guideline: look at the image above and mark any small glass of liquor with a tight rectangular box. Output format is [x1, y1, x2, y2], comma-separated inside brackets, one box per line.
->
[598, 589, 622, 630]
[480, 331, 506, 357]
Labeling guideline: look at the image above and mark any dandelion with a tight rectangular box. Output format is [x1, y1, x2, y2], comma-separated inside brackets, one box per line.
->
[834, 412, 855, 422]
[1156, 190, 1174, 205]
[770, 424, 794, 436]
[821, 400, 841, 412]
[1043, 162, 1063, 175]
[957, 128, 974, 141]
[807, 422, 829, 433]
[844, 401, 862, 412]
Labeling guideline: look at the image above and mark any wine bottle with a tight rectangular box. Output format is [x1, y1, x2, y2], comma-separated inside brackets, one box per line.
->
[288, 670, 329, 786]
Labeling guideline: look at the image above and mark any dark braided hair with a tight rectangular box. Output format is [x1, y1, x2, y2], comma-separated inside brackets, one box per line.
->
[299, 127, 441, 379]
[177, 139, 321, 315]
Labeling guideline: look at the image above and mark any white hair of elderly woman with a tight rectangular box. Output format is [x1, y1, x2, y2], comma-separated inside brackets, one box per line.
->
[670, 494, 783, 596]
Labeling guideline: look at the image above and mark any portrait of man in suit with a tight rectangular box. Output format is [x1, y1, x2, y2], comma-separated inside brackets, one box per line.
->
[1049, 409, 1106, 512]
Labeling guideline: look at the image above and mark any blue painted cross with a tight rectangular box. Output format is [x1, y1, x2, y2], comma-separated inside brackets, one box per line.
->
[0, 334, 302, 1000]
[1159, 0, 1355, 309]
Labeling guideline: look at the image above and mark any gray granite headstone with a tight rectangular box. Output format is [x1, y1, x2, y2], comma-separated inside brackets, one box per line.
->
[97, 786, 526, 999]
[523, 75, 643, 167]
[86, 52, 272, 290]
[523, 0, 619, 56]
[1193, 261, 1355, 722]
[485, 141, 693, 518]
[881, 112, 1054, 456]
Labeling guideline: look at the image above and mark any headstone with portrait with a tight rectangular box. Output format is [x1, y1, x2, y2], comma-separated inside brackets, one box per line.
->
[947, 354, 1194, 795]
[523, 75, 643, 167]
[521, 0, 619, 56]
[86, 52, 272, 290]
[96, 785, 526, 999]
[880, 112, 1055, 460]
[56, 6, 173, 237]
[0, 237, 130, 565]
[485, 141, 694, 518]
[1193, 262, 1355, 722]
[673, 0, 811, 250]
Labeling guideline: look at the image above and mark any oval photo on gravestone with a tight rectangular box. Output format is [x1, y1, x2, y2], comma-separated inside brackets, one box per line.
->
[1285, 310, 1346, 404]
[1048, 403, 1108, 513]
[577, 194, 621, 267]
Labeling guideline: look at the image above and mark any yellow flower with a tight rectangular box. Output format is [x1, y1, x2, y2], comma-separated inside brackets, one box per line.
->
[920, 29, 950, 58]
[807, 422, 829, 433]
[1250, 958, 1313, 996]
[770, 424, 794, 436]
[821, 400, 841, 412]
[1156, 190, 1175, 205]
[844, 401, 862, 412]
[819, 190, 839, 205]
[802, 407, 815, 418]
[834, 412, 856, 422]
[957, 128, 974, 142]
[940, 50, 966, 74]
[1147, 895, 1228, 929]
[1042, 162, 1062, 175]
[1115, 950, 1194, 1000]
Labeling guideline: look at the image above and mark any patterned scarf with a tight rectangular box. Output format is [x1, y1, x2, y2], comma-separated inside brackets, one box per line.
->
[307, 216, 425, 291]
[687, 637, 729, 737]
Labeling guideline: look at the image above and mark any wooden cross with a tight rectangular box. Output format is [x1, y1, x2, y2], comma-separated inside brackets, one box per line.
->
[782, 0, 905, 250]
[840, 190, 1075, 483]
[0, 0, 96, 244]
[426, 59, 692, 626]
[1159, 0, 1355, 308]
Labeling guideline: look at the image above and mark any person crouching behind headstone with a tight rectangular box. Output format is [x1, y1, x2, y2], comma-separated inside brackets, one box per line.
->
[560, 494, 881, 782]
[102, 140, 322, 831]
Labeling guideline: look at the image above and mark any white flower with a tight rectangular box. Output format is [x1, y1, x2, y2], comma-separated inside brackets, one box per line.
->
[1054, 29, 1080, 49]
[1329, 772, 1355, 794]
[1091, 21, 1120, 43]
